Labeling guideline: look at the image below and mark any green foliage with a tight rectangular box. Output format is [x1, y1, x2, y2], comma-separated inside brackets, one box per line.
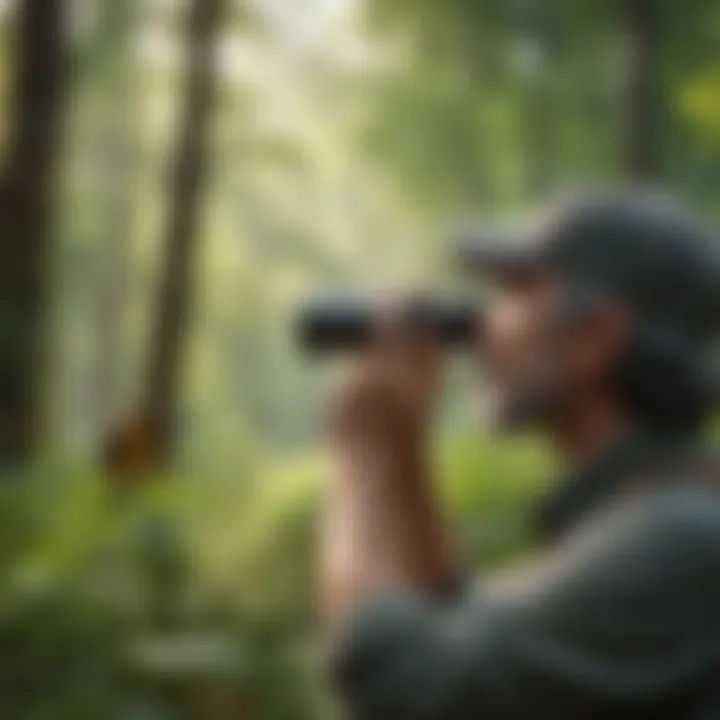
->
[0, 434, 550, 719]
[439, 432, 551, 565]
[680, 65, 720, 146]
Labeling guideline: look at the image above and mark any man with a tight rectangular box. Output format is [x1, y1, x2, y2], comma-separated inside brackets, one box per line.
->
[319, 189, 720, 719]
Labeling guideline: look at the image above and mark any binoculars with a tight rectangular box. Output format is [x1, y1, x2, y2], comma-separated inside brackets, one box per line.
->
[298, 297, 480, 353]
[297, 237, 490, 352]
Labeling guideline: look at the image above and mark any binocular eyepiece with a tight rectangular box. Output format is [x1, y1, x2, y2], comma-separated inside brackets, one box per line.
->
[298, 297, 480, 353]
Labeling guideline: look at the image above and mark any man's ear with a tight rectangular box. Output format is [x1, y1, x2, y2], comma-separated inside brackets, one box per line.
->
[612, 326, 711, 432]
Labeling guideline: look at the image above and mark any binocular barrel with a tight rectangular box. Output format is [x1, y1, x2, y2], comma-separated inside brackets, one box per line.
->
[298, 298, 479, 353]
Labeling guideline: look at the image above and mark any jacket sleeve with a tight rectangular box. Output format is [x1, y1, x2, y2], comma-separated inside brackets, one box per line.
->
[331, 488, 720, 720]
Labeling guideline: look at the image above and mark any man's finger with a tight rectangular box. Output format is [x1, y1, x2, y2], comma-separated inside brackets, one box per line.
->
[374, 295, 445, 403]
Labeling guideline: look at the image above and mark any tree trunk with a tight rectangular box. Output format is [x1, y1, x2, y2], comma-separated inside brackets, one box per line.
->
[524, 40, 554, 199]
[91, 0, 137, 440]
[105, 0, 223, 476]
[515, 1, 557, 201]
[619, 0, 662, 181]
[0, 0, 69, 467]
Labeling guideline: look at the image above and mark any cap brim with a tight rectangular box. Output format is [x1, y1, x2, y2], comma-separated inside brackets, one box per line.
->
[454, 228, 547, 280]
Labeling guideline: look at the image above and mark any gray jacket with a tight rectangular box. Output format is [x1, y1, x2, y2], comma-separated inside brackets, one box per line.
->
[333, 436, 720, 719]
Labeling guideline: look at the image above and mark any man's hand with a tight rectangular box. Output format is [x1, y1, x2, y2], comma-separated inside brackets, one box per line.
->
[329, 301, 444, 454]
[320, 300, 455, 621]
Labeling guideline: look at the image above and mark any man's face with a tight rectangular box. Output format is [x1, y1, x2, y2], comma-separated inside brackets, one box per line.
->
[479, 272, 629, 430]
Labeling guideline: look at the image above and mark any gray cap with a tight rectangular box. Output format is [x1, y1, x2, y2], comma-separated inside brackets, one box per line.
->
[458, 189, 720, 346]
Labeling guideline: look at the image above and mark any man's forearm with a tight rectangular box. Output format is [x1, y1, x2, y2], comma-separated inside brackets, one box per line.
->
[320, 441, 454, 621]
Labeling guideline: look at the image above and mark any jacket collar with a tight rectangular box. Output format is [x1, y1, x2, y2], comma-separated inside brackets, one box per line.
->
[534, 430, 698, 543]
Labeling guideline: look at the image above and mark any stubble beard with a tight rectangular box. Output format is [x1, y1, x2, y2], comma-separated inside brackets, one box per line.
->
[481, 356, 568, 434]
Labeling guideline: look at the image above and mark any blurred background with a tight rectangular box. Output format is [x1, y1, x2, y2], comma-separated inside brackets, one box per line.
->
[0, 0, 718, 717]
